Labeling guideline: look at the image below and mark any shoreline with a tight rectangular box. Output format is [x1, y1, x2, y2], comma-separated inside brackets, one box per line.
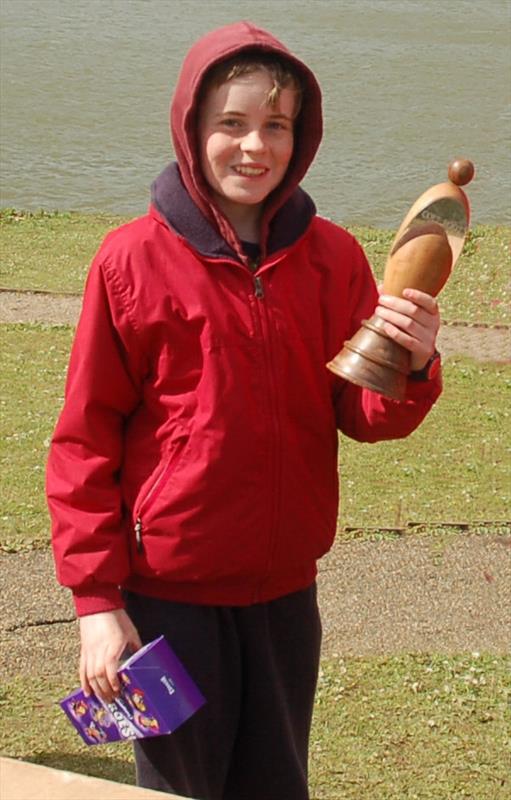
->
[2, 206, 511, 227]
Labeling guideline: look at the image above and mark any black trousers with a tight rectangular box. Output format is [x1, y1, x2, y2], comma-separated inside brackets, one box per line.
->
[124, 584, 322, 800]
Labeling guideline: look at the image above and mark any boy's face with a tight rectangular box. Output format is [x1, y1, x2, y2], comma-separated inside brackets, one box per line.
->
[198, 70, 296, 229]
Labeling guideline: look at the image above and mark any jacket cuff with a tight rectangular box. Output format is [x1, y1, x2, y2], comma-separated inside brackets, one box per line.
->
[73, 585, 125, 617]
[404, 367, 443, 401]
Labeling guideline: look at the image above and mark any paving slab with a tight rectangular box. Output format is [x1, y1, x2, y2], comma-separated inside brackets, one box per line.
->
[0, 757, 181, 800]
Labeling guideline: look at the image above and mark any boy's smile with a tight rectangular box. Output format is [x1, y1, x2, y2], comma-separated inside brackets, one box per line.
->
[198, 70, 296, 240]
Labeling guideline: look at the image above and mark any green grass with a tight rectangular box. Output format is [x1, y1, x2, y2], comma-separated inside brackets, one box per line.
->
[1, 324, 509, 552]
[310, 653, 511, 799]
[0, 209, 128, 294]
[1, 654, 509, 799]
[1, 210, 510, 325]
[345, 224, 511, 326]
[0, 670, 135, 784]
[0, 324, 74, 550]
[338, 359, 511, 531]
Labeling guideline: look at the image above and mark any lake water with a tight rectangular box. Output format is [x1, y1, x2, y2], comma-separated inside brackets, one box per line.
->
[1, 0, 510, 227]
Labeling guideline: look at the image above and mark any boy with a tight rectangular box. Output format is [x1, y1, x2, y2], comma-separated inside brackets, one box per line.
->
[47, 21, 441, 800]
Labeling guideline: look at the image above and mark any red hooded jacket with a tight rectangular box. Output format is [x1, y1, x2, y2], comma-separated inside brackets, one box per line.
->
[47, 22, 441, 617]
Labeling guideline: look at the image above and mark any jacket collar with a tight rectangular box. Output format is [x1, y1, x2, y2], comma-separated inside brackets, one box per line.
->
[151, 162, 316, 263]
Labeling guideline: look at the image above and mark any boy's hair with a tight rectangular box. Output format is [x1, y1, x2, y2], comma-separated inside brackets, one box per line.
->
[201, 52, 303, 118]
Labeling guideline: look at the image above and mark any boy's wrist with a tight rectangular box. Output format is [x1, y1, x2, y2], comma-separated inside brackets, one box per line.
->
[409, 350, 441, 382]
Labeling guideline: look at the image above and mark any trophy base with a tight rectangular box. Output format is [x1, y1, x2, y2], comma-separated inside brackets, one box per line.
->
[327, 315, 410, 401]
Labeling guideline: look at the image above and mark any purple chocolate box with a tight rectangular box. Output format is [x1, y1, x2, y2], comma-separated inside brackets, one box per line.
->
[60, 636, 206, 745]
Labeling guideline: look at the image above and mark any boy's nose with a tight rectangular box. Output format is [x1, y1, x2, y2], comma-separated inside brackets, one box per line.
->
[240, 129, 266, 152]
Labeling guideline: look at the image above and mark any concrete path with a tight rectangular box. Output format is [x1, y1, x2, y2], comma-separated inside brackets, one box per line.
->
[1, 288, 510, 361]
[1, 530, 509, 682]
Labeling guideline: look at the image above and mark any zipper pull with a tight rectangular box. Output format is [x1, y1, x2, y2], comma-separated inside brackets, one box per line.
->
[254, 275, 264, 299]
[134, 517, 144, 553]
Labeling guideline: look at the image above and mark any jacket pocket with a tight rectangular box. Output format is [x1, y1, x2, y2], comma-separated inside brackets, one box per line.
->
[133, 426, 190, 553]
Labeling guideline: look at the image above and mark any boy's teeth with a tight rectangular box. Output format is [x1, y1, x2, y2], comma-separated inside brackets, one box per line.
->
[235, 166, 266, 176]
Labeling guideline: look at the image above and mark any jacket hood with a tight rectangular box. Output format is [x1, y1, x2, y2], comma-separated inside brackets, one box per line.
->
[169, 21, 323, 257]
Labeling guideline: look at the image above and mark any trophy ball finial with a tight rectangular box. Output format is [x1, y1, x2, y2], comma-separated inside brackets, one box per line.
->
[448, 158, 475, 186]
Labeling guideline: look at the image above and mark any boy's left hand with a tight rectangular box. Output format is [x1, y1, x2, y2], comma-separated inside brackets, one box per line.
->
[375, 287, 440, 372]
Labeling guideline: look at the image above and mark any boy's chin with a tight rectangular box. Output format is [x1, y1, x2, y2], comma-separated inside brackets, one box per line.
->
[217, 179, 278, 206]
[215, 192, 265, 214]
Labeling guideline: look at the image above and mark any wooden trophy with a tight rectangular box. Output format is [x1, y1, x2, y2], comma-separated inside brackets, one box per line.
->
[327, 158, 475, 400]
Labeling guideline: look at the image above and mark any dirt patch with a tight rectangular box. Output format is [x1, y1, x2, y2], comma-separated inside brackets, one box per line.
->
[318, 532, 511, 657]
[438, 323, 511, 363]
[0, 289, 82, 326]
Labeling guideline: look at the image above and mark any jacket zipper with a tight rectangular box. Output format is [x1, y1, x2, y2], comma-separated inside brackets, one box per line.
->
[133, 447, 184, 554]
[134, 517, 143, 553]
[254, 274, 264, 299]
[249, 271, 282, 593]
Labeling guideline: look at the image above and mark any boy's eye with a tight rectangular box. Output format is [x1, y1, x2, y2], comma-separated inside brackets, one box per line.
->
[220, 118, 242, 128]
[266, 120, 291, 132]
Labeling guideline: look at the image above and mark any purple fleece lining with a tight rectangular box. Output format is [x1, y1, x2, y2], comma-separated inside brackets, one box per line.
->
[151, 162, 316, 262]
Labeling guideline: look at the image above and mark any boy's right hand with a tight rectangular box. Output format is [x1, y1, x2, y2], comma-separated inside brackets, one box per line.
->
[79, 609, 142, 703]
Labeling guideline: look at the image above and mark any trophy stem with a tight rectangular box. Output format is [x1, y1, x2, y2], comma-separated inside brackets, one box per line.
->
[327, 314, 410, 400]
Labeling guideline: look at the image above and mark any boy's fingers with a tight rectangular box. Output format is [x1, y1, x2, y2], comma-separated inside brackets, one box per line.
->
[379, 290, 439, 317]
[80, 649, 120, 703]
[377, 297, 440, 338]
[381, 319, 418, 350]
[106, 658, 121, 695]
[129, 632, 143, 652]
[375, 306, 430, 342]
[376, 305, 414, 331]
[79, 652, 92, 697]
[89, 665, 116, 703]
[378, 294, 420, 319]
[100, 645, 125, 700]
[402, 288, 439, 314]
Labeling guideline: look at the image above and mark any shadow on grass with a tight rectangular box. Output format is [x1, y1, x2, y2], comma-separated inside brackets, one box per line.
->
[24, 751, 136, 785]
